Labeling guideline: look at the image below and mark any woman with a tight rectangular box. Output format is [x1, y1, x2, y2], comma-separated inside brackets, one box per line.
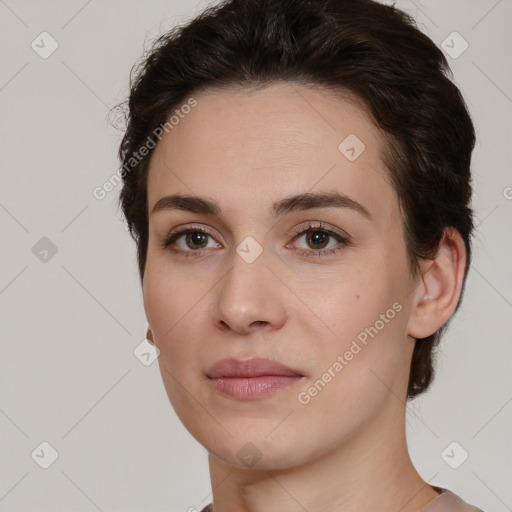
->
[116, 0, 484, 510]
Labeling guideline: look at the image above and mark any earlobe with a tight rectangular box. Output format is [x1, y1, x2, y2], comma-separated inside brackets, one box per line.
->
[146, 326, 155, 345]
[407, 227, 467, 339]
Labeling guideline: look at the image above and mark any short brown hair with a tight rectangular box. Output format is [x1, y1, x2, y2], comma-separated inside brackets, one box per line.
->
[115, 0, 476, 399]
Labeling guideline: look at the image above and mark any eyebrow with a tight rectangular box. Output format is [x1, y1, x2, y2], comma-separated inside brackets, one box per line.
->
[150, 191, 372, 221]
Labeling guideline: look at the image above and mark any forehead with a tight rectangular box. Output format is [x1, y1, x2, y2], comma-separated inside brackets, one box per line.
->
[146, 82, 399, 228]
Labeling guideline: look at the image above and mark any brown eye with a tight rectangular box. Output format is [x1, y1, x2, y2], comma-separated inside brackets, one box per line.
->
[161, 226, 220, 257]
[305, 229, 331, 250]
[289, 221, 350, 259]
[184, 232, 209, 250]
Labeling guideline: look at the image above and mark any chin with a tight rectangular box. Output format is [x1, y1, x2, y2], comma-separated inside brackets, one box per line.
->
[204, 432, 315, 471]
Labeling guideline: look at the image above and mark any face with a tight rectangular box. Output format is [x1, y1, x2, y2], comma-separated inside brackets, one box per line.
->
[143, 82, 419, 470]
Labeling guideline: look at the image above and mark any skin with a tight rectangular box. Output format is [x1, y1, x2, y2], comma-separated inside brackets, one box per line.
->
[143, 82, 466, 512]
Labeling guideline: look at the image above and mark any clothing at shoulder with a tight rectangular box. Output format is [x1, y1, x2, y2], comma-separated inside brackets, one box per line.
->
[420, 486, 485, 512]
[199, 487, 484, 512]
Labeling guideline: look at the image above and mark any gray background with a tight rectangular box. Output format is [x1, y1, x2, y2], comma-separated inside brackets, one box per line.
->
[0, 0, 510, 511]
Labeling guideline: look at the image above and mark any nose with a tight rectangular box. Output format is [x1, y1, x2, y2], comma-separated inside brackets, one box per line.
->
[213, 245, 287, 335]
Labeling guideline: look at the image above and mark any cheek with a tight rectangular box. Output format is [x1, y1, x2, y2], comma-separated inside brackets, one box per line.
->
[143, 268, 208, 418]
[142, 267, 201, 366]
[143, 251, 203, 334]
[295, 301, 407, 446]
[306, 261, 398, 341]
[305, 259, 409, 394]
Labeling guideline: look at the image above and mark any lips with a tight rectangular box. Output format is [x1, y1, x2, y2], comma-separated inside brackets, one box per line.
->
[207, 357, 305, 400]
[207, 357, 304, 379]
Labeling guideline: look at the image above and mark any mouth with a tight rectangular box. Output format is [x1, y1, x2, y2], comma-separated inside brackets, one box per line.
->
[207, 357, 305, 400]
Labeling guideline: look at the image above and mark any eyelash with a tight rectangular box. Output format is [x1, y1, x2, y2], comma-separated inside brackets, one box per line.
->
[161, 221, 350, 260]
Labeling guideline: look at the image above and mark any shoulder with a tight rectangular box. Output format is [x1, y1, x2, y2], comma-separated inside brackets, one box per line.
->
[420, 486, 485, 512]
[199, 489, 484, 512]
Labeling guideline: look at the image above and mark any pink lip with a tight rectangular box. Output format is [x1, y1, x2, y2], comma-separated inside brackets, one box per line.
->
[207, 357, 305, 400]
[207, 357, 303, 378]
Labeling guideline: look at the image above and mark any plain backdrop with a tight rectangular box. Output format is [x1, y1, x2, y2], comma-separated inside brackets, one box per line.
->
[0, 1, 511, 511]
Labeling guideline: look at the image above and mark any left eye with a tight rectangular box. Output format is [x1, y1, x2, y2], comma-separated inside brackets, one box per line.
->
[292, 228, 345, 251]
[287, 224, 350, 259]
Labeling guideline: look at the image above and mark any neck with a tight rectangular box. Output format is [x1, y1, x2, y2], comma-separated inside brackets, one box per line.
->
[206, 395, 439, 512]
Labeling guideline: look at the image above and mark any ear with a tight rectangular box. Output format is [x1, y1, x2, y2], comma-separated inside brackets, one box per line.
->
[407, 227, 467, 339]
[146, 326, 155, 345]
